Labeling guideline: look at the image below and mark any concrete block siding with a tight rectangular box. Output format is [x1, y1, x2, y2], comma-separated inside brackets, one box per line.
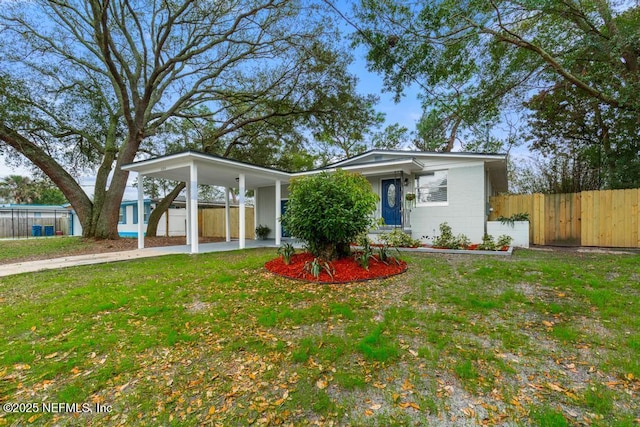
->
[410, 164, 486, 243]
[257, 163, 490, 244]
[256, 184, 290, 239]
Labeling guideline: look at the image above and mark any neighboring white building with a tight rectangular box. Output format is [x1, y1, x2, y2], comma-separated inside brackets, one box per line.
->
[73, 199, 189, 238]
[122, 150, 509, 253]
[116, 199, 182, 238]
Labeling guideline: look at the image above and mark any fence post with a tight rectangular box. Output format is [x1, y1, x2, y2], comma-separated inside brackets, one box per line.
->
[533, 194, 545, 245]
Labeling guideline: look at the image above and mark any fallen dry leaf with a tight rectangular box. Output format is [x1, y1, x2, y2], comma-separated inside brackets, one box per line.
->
[547, 382, 564, 392]
[462, 407, 475, 417]
[399, 401, 420, 410]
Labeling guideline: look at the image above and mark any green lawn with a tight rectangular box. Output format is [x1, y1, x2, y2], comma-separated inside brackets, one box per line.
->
[0, 248, 639, 426]
[0, 237, 93, 264]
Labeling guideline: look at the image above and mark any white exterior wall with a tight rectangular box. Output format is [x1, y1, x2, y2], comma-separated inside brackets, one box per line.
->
[156, 209, 187, 237]
[410, 163, 486, 243]
[369, 179, 381, 220]
[256, 184, 290, 239]
[118, 206, 186, 237]
[487, 221, 529, 248]
[72, 212, 83, 236]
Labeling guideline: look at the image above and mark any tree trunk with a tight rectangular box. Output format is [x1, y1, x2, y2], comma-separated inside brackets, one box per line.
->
[146, 182, 185, 237]
[0, 124, 95, 232]
[318, 241, 351, 261]
[446, 116, 462, 152]
[92, 133, 143, 239]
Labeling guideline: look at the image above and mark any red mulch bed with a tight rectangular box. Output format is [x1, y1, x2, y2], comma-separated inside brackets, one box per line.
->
[265, 252, 407, 284]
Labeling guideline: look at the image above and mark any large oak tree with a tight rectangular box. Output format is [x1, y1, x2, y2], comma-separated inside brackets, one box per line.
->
[353, 0, 639, 175]
[0, 0, 367, 238]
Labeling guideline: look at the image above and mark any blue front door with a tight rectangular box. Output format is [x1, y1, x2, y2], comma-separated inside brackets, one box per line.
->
[381, 179, 402, 226]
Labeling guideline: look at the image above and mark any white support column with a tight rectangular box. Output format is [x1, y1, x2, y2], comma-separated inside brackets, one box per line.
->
[185, 180, 191, 245]
[189, 162, 199, 254]
[225, 187, 231, 242]
[275, 179, 281, 246]
[253, 187, 258, 238]
[137, 174, 145, 249]
[239, 173, 246, 249]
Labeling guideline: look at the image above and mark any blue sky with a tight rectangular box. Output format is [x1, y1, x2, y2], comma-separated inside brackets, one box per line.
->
[351, 57, 424, 134]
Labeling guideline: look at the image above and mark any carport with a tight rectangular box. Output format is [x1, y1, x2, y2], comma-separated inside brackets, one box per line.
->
[121, 151, 291, 254]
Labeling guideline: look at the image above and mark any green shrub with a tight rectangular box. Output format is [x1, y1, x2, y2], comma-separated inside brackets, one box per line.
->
[281, 170, 378, 260]
[431, 222, 470, 249]
[496, 234, 513, 247]
[497, 212, 530, 226]
[303, 257, 334, 279]
[376, 245, 401, 265]
[354, 238, 375, 270]
[478, 234, 497, 251]
[277, 243, 295, 265]
[378, 228, 421, 247]
[255, 224, 271, 239]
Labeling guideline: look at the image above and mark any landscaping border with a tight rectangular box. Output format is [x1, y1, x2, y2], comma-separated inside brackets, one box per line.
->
[266, 264, 408, 284]
[352, 245, 515, 256]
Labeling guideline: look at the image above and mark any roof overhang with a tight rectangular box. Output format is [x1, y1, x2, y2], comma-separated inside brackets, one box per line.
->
[122, 151, 292, 188]
[327, 149, 508, 168]
[293, 158, 425, 177]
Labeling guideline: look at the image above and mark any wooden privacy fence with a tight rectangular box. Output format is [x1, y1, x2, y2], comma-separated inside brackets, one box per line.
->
[198, 207, 255, 239]
[489, 189, 640, 248]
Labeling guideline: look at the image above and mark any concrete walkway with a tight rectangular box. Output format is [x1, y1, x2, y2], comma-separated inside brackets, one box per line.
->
[0, 239, 286, 278]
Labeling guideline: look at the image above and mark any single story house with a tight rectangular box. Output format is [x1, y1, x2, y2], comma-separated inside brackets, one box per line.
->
[122, 150, 508, 253]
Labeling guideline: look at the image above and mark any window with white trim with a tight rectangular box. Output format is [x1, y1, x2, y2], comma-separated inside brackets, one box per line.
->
[119, 206, 126, 224]
[133, 204, 152, 224]
[416, 171, 448, 205]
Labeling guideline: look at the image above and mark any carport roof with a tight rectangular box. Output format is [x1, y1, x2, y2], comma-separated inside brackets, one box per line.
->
[121, 151, 292, 188]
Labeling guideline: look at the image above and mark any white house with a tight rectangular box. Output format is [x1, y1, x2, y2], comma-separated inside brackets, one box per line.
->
[122, 150, 508, 253]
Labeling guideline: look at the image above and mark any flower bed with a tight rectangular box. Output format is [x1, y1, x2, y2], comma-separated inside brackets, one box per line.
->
[360, 243, 510, 251]
[427, 244, 510, 251]
[265, 252, 407, 284]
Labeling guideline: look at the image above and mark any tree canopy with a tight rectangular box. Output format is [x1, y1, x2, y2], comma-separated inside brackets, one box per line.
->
[354, 0, 640, 188]
[0, 0, 386, 238]
[0, 175, 67, 205]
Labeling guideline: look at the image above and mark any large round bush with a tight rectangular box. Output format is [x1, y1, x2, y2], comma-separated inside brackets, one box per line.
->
[281, 169, 378, 260]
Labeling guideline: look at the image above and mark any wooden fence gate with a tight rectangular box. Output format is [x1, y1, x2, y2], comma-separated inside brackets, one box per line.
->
[489, 189, 640, 248]
[198, 207, 255, 239]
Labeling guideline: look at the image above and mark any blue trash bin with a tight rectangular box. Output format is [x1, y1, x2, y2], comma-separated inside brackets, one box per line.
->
[32, 225, 42, 236]
[44, 225, 54, 236]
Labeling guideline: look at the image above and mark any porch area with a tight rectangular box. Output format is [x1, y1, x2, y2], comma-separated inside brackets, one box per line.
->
[122, 151, 291, 254]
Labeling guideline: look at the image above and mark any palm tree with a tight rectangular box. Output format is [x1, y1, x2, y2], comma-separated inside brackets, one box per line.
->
[0, 175, 38, 204]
